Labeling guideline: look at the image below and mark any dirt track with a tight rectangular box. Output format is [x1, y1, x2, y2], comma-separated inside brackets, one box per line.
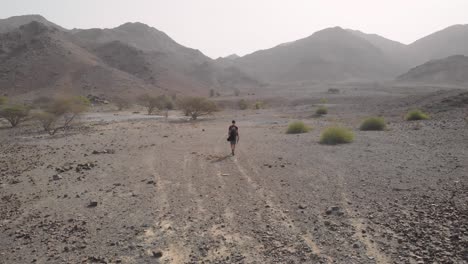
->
[1, 87, 467, 264]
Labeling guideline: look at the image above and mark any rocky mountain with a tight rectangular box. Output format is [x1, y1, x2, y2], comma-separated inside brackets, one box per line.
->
[408, 24, 468, 66]
[347, 29, 411, 69]
[0, 21, 155, 98]
[0, 15, 258, 98]
[234, 27, 401, 83]
[397, 55, 468, 85]
[1, 14, 468, 96]
[0, 15, 65, 33]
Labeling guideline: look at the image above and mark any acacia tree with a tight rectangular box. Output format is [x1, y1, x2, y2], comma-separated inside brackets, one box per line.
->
[113, 96, 132, 111]
[34, 96, 90, 135]
[138, 94, 173, 115]
[179, 97, 217, 120]
[0, 104, 30, 127]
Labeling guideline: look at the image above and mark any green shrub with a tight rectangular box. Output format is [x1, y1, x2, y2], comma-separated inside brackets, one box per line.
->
[0, 96, 7, 105]
[178, 97, 218, 120]
[255, 101, 264, 110]
[138, 94, 173, 115]
[32, 96, 90, 134]
[320, 98, 328, 104]
[0, 104, 30, 127]
[316, 106, 328, 116]
[320, 127, 354, 145]
[286, 121, 311, 134]
[360, 117, 386, 131]
[239, 99, 248, 110]
[405, 109, 429, 121]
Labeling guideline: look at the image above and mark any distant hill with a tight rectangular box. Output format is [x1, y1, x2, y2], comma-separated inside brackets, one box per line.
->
[234, 27, 401, 83]
[0, 15, 259, 98]
[1, 14, 468, 95]
[0, 21, 154, 98]
[397, 55, 468, 85]
[0, 14, 65, 33]
[408, 24, 468, 66]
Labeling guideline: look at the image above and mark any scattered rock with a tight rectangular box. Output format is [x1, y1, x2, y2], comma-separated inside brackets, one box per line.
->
[87, 201, 98, 208]
[152, 250, 163, 258]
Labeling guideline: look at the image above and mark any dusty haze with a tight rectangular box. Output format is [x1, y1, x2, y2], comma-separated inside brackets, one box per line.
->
[1, 0, 467, 58]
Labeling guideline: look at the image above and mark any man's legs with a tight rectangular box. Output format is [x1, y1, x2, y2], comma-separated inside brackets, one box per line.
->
[231, 143, 236, 155]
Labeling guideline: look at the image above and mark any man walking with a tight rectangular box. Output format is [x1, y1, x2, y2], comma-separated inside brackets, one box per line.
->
[228, 120, 239, 156]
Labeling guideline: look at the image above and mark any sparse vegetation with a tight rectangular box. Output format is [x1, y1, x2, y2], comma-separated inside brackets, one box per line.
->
[320, 98, 328, 104]
[405, 109, 429, 121]
[33, 96, 90, 135]
[360, 117, 386, 131]
[234, 89, 240, 96]
[0, 104, 30, 127]
[316, 106, 328, 116]
[113, 96, 132, 111]
[239, 99, 248, 110]
[210, 89, 215, 97]
[178, 97, 218, 120]
[286, 121, 311, 134]
[138, 94, 173, 115]
[255, 101, 264, 110]
[320, 127, 354, 145]
[0, 96, 7, 105]
[327, 88, 340, 94]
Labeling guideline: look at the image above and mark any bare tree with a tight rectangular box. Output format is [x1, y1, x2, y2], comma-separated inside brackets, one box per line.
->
[33, 96, 90, 135]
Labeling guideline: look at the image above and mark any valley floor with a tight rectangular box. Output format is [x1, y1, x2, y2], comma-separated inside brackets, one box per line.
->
[0, 86, 467, 264]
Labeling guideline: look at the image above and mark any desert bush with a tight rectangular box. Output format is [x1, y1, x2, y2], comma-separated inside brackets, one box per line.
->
[234, 89, 240, 96]
[255, 101, 264, 110]
[239, 99, 248, 110]
[405, 109, 429, 121]
[209, 89, 215, 97]
[33, 96, 90, 135]
[0, 104, 30, 127]
[320, 127, 354, 145]
[316, 106, 328, 116]
[0, 96, 7, 105]
[113, 96, 132, 111]
[360, 117, 386, 131]
[320, 98, 328, 104]
[327, 88, 340, 94]
[286, 121, 311, 134]
[138, 94, 173, 115]
[179, 97, 218, 120]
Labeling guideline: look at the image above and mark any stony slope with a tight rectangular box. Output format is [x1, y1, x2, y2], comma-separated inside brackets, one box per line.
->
[398, 55, 468, 85]
[0, 21, 156, 98]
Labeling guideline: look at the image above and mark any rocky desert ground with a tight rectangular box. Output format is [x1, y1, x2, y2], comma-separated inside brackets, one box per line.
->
[0, 84, 467, 264]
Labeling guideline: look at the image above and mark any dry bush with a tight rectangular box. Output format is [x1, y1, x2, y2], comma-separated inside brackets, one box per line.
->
[255, 101, 264, 110]
[320, 127, 354, 145]
[138, 94, 173, 115]
[405, 109, 429, 121]
[0, 96, 7, 105]
[0, 104, 30, 127]
[113, 96, 132, 111]
[286, 121, 311, 134]
[178, 97, 218, 120]
[33, 96, 90, 135]
[238, 99, 248, 110]
[316, 106, 328, 116]
[360, 117, 386, 131]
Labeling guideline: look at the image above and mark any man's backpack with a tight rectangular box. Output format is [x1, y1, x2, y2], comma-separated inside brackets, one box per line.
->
[228, 126, 237, 140]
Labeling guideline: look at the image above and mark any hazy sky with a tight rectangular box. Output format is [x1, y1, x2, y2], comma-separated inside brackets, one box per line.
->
[1, 0, 467, 58]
